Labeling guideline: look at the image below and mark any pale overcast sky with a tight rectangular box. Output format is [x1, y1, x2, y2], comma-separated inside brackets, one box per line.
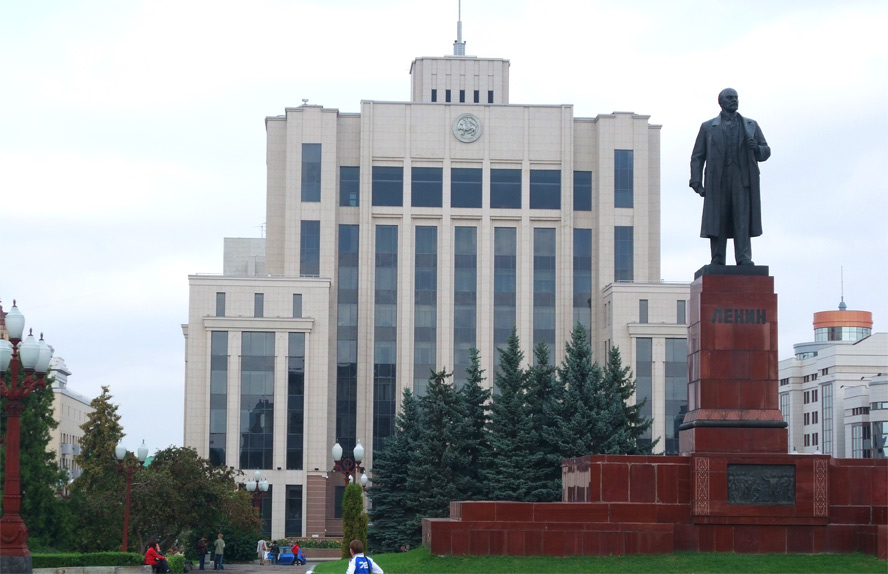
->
[2, 0, 886, 454]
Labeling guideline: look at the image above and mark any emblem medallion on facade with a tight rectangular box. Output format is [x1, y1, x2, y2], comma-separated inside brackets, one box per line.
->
[452, 113, 482, 143]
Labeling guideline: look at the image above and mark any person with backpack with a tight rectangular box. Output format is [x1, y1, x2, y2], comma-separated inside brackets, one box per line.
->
[345, 540, 383, 574]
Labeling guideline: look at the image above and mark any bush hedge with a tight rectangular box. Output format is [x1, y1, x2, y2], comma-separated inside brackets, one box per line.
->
[32, 552, 144, 568]
[276, 537, 342, 549]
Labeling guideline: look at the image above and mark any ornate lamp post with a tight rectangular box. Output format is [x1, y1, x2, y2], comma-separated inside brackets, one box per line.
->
[0, 301, 53, 574]
[244, 470, 270, 509]
[331, 441, 368, 489]
[114, 440, 149, 552]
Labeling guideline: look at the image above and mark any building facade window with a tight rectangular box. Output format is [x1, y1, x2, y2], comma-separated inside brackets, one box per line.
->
[677, 300, 687, 324]
[254, 293, 264, 318]
[665, 338, 688, 454]
[215, 292, 226, 317]
[822, 384, 833, 455]
[431, 89, 437, 102]
[572, 229, 593, 332]
[292, 294, 302, 318]
[209, 331, 228, 467]
[533, 228, 556, 357]
[259, 485, 272, 538]
[573, 171, 592, 212]
[493, 227, 517, 374]
[445, 89, 451, 102]
[453, 226, 477, 389]
[459, 89, 465, 103]
[372, 166, 403, 207]
[473, 90, 479, 103]
[614, 226, 634, 282]
[300, 220, 320, 276]
[301, 144, 321, 202]
[779, 392, 789, 423]
[451, 167, 483, 208]
[614, 149, 633, 208]
[336, 225, 359, 461]
[872, 421, 887, 459]
[240, 332, 274, 469]
[529, 170, 561, 209]
[339, 166, 359, 207]
[852, 423, 872, 458]
[286, 332, 305, 470]
[635, 337, 653, 449]
[285, 485, 303, 537]
[639, 299, 649, 324]
[488, 90, 494, 103]
[411, 167, 443, 208]
[374, 225, 398, 455]
[490, 168, 521, 209]
[413, 226, 437, 396]
[815, 326, 872, 342]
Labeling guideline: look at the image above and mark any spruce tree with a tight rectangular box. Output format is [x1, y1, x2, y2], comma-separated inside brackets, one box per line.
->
[524, 343, 563, 502]
[482, 328, 535, 500]
[597, 345, 657, 454]
[457, 347, 491, 501]
[340, 482, 368, 560]
[557, 323, 602, 458]
[368, 388, 422, 552]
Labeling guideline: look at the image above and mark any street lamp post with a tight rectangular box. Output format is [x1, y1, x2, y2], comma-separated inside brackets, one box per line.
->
[0, 301, 53, 574]
[331, 441, 368, 489]
[114, 440, 149, 552]
[244, 470, 270, 510]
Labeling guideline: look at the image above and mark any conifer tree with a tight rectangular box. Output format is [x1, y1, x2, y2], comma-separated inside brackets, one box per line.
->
[368, 388, 422, 552]
[340, 482, 368, 560]
[557, 323, 603, 458]
[457, 347, 491, 501]
[597, 345, 657, 454]
[482, 328, 535, 500]
[524, 343, 563, 501]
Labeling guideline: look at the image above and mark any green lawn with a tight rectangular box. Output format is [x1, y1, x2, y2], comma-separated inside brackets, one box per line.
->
[310, 547, 885, 573]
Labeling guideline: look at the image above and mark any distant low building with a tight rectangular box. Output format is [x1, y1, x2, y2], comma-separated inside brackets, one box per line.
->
[778, 302, 886, 458]
[48, 355, 94, 489]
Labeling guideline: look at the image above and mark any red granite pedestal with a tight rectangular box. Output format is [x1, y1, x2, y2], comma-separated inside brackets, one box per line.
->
[423, 267, 887, 558]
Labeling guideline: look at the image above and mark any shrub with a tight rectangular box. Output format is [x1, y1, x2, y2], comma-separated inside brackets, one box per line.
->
[32, 552, 143, 568]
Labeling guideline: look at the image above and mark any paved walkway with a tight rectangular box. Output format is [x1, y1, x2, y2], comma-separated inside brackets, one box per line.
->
[199, 560, 328, 574]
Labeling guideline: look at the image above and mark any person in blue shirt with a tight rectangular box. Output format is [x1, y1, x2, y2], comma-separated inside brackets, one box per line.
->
[345, 540, 383, 574]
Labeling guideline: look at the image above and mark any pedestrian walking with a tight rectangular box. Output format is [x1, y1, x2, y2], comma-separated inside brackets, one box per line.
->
[346, 540, 383, 574]
[213, 533, 225, 570]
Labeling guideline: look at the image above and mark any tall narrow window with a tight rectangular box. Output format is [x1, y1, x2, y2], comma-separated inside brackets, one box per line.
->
[459, 89, 465, 103]
[473, 90, 479, 103]
[411, 167, 443, 208]
[300, 220, 320, 276]
[488, 90, 494, 103]
[301, 144, 322, 202]
[614, 150, 634, 208]
[445, 89, 452, 103]
[494, 227, 517, 375]
[573, 229, 593, 332]
[636, 338, 653, 449]
[285, 485, 303, 537]
[431, 89, 437, 102]
[533, 228, 556, 357]
[822, 384, 833, 455]
[240, 332, 274, 469]
[339, 166, 359, 207]
[286, 332, 305, 470]
[490, 169, 521, 209]
[414, 226, 437, 396]
[451, 167, 482, 208]
[372, 166, 403, 207]
[374, 225, 398, 456]
[614, 226, 634, 282]
[639, 299, 649, 324]
[292, 294, 302, 318]
[336, 225, 359, 461]
[665, 338, 688, 455]
[215, 292, 226, 317]
[453, 227, 477, 389]
[254, 293, 264, 318]
[574, 170, 592, 212]
[529, 170, 561, 209]
[209, 331, 228, 467]
[677, 300, 687, 324]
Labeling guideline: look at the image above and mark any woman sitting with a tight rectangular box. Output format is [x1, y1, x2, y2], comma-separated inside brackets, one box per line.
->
[145, 539, 171, 574]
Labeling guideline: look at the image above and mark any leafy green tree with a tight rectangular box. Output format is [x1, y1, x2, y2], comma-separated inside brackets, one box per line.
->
[524, 343, 564, 502]
[595, 345, 657, 454]
[457, 347, 491, 501]
[340, 482, 368, 560]
[69, 385, 127, 551]
[409, 368, 471, 518]
[368, 389, 422, 553]
[482, 328, 535, 501]
[129, 446, 259, 551]
[0, 375, 75, 550]
[557, 323, 603, 458]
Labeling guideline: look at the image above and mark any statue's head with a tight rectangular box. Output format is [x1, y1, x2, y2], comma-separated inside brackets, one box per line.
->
[718, 88, 739, 113]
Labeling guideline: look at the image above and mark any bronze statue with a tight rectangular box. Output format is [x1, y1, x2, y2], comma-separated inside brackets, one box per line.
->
[690, 88, 770, 265]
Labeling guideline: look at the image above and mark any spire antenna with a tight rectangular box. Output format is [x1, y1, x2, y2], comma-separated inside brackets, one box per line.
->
[839, 266, 847, 310]
[453, 0, 466, 55]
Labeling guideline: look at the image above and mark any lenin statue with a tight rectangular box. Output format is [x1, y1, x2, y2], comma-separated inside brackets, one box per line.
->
[690, 88, 770, 266]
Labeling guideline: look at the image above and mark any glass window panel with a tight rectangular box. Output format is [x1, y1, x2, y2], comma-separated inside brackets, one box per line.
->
[302, 143, 322, 202]
[451, 168, 482, 208]
[411, 167, 443, 207]
[574, 170, 592, 212]
[372, 166, 403, 207]
[529, 170, 561, 209]
[615, 149, 633, 208]
[339, 166, 359, 207]
[490, 168, 521, 209]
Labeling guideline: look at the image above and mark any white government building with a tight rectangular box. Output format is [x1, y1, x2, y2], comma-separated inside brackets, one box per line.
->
[183, 30, 691, 539]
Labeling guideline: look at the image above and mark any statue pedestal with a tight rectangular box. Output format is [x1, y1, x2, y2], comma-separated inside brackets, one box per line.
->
[679, 265, 787, 455]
